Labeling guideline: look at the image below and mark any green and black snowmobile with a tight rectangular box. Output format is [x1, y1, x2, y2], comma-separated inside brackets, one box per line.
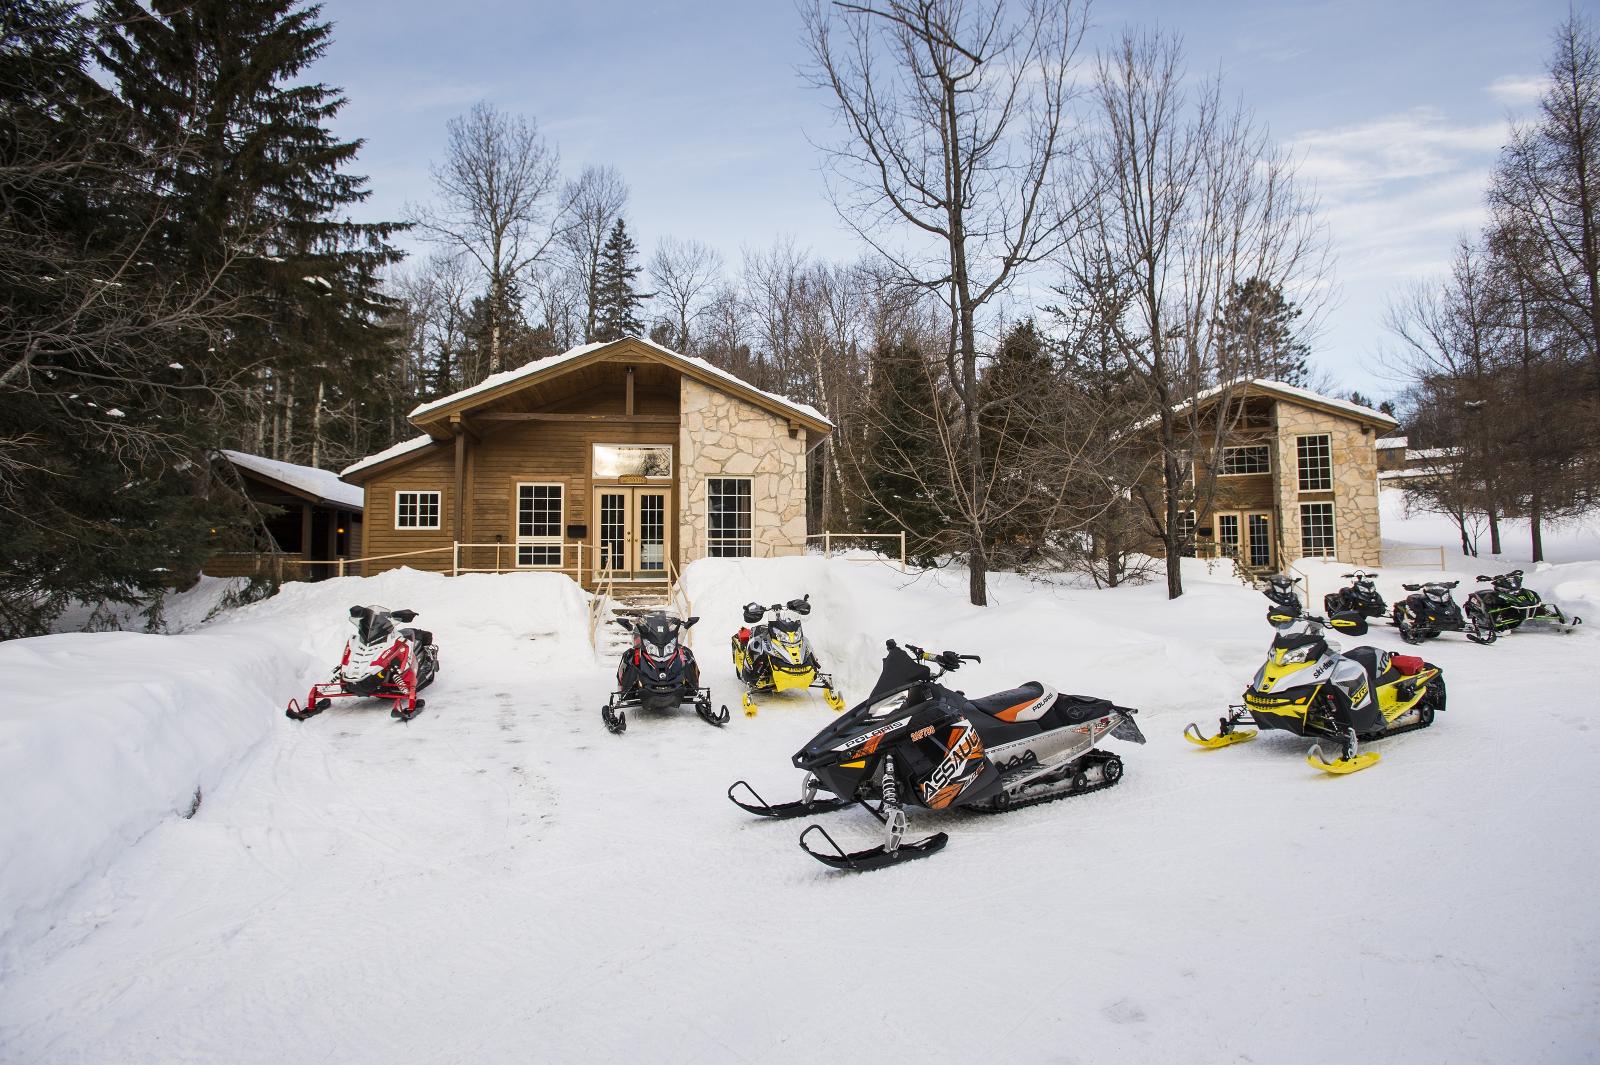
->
[1465, 570, 1582, 634]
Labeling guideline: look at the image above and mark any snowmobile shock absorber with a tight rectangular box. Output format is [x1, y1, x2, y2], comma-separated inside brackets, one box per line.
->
[880, 755, 906, 853]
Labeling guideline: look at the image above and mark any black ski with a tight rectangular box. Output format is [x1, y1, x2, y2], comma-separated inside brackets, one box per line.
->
[798, 823, 948, 872]
[727, 780, 852, 819]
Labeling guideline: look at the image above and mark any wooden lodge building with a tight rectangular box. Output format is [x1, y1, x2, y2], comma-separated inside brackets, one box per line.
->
[339, 336, 832, 587]
[1152, 380, 1399, 572]
[204, 450, 365, 581]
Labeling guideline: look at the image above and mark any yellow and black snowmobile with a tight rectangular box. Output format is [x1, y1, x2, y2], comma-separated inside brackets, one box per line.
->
[1185, 603, 1446, 774]
[729, 596, 845, 716]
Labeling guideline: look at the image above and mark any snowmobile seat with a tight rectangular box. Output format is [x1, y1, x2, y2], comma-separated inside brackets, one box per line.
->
[1343, 646, 1423, 688]
[1043, 694, 1118, 727]
[970, 682, 1048, 721]
[400, 627, 433, 646]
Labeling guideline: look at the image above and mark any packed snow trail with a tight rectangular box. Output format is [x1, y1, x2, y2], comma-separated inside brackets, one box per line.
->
[2, 559, 1598, 1063]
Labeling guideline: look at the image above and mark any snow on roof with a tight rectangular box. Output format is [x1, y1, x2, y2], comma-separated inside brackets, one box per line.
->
[222, 450, 364, 510]
[406, 335, 831, 427]
[1406, 446, 1461, 461]
[1376, 436, 1409, 450]
[339, 434, 438, 479]
[1130, 379, 1399, 432]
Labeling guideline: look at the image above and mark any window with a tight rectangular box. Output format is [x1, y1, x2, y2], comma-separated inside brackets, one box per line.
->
[516, 483, 563, 567]
[1300, 502, 1336, 558]
[1217, 513, 1240, 558]
[1219, 444, 1271, 476]
[707, 478, 752, 557]
[395, 491, 441, 530]
[1176, 510, 1196, 557]
[1297, 434, 1333, 492]
[593, 444, 672, 479]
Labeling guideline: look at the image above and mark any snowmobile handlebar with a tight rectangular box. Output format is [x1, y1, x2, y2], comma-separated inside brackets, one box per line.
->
[1476, 570, 1523, 584]
[1403, 581, 1458, 591]
[900, 642, 980, 671]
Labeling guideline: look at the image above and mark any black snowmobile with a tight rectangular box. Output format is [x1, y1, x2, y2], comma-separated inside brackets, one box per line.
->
[1323, 569, 1387, 619]
[602, 611, 727, 734]
[730, 595, 844, 715]
[1391, 580, 1495, 645]
[1263, 574, 1304, 612]
[1466, 570, 1583, 634]
[727, 640, 1145, 872]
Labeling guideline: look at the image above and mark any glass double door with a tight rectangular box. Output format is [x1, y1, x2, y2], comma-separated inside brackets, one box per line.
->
[593, 487, 670, 580]
[1216, 510, 1274, 570]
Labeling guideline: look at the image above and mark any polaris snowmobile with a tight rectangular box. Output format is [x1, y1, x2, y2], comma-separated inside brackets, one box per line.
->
[729, 595, 845, 716]
[1391, 580, 1495, 645]
[287, 605, 440, 722]
[601, 611, 727, 734]
[1323, 569, 1388, 619]
[727, 640, 1145, 872]
[1466, 570, 1583, 634]
[1185, 602, 1446, 774]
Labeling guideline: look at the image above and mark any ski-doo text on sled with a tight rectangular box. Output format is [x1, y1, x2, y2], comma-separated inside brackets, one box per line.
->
[287, 606, 441, 722]
[1392, 580, 1495, 645]
[728, 640, 1145, 872]
[729, 595, 844, 716]
[1466, 570, 1583, 634]
[602, 612, 727, 734]
[1324, 570, 1387, 619]
[1185, 603, 1446, 774]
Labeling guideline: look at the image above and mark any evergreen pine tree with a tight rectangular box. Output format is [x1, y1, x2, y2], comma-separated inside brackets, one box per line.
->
[95, 0, 405, 466]
[977, 320, 1058, 564]
[593, 218, 647, 341]
[1218, 277, 1311, 385]
[859, 343, 955, 565]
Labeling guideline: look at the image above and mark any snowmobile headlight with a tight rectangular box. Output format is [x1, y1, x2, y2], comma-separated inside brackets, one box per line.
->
[1279, 644, 1317, 665]
[645, 637, 677, 660]
[865, 691, 909, 719]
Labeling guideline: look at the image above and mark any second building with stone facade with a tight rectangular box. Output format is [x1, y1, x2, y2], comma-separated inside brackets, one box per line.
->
[1142, 380, 1398, 571]
[338, 336, 830, 586]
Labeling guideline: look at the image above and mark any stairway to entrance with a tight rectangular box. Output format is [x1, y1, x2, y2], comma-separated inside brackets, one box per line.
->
[595, 584, 672, 657]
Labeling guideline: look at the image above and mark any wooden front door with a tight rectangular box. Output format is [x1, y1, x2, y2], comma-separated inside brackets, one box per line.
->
[1216, 510, 1274, 570]
[592, 486, 671, 581]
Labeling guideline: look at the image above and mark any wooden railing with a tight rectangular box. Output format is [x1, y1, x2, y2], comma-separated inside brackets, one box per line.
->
[806, 531, 908, 569]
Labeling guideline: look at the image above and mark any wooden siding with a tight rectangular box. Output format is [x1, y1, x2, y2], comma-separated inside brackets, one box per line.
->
[358, 445, 458, 575]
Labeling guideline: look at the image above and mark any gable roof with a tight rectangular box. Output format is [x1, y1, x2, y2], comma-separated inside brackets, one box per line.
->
[339, 435, 439, 480]
[1132, 379, 1399, 432]
[407, 335, 832, 435]
[221, 450, 364, 510]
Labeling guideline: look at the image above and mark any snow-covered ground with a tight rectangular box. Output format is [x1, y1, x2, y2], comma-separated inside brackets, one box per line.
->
[2, 546, 1598, 1061]
[1382, 485, 1600, 565]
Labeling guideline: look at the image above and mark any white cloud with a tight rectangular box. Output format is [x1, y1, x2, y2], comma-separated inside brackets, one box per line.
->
[1486, 73, 1546, 105]
[1289, 108, 1505, 200]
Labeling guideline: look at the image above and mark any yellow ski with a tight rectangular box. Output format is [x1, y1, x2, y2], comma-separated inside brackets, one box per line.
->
[1306, 746, 1381, 774]
[742, 691, 758, 717]
[1184, 722, 1257, 748]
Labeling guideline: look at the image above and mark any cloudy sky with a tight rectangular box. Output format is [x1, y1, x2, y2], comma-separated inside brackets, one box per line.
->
[314, 0, 1571, 401]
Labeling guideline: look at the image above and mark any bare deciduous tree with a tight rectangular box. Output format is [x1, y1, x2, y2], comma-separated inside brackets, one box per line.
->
[804, 0, 1090, 605]
[411, 102, 562, 377]
[560, 165, 630, 342]
[648, 236, 723, 351]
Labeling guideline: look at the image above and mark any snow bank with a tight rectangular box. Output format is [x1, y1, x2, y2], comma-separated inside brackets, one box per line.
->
[49, 574, 250, 635]
[0, 568, 592, 964]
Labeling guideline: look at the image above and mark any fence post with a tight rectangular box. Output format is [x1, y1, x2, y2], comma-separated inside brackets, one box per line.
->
[452, 541, 459, 577]
[338, 558, 345, 578]
[823, 531, 831, 558]
[900, 531, 906, 570]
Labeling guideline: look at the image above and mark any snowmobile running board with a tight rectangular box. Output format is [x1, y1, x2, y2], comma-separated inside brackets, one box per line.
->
[727, 780, 853, 819]
[798, 823, 948, 872]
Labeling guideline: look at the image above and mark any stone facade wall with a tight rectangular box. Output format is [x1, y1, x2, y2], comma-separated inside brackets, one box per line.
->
[678, 376, 809, 560]
[1272, 400, 1382, 566]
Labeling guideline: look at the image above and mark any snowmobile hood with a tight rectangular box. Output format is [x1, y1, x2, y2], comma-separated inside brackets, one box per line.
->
[350, 605, 396, 645]
[791, 646, 939, 768]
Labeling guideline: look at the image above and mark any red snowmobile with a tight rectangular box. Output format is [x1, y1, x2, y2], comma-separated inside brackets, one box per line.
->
[286, 605, 440, 722]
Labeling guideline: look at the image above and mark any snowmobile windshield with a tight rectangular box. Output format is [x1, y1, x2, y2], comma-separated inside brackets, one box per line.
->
[866, 644, 931, 703]
[771, 617, 801, 636]
[1270, 630, 1325, 659]
[351, 606, 394, 645]
[638, 617, 680, 660]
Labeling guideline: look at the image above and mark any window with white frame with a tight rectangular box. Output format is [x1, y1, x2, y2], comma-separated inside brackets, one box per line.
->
[1300, 502, 1336, 557]
[1219, 444, 1271, 476]
[1297, 434, 1333, 492]
[593, 444, 673, 479]
[395, 490, 441, 530]
[516, 483, 563, 567]
[707, 477, 752, 557]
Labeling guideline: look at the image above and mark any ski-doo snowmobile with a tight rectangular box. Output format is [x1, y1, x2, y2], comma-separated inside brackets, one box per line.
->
[287, 605, 440, 722]
[1185, 602, 1446, 774]
[1465, 570, 1583, 634]
[1264, 574, 1304, 612]
[727, 640, 1145, 872]
[1323, 569, 1388, 619]
[602, 611, 727, 734]
[729, 595, 845, 716]
[1391, 580, 1495, 645]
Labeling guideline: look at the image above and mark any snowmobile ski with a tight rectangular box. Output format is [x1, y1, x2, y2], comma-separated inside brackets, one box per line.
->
[391, 699, 425, 722]
[726, 779, 853, 819]
[1306, 745, 1381, 774]
[1184, 719, 1258, 748]
[798, 823, 947, 872]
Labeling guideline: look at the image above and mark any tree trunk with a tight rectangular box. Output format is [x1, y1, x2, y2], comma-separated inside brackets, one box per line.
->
[1530, 486, 1545, 562]
[1488, 508, 1501, 556]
